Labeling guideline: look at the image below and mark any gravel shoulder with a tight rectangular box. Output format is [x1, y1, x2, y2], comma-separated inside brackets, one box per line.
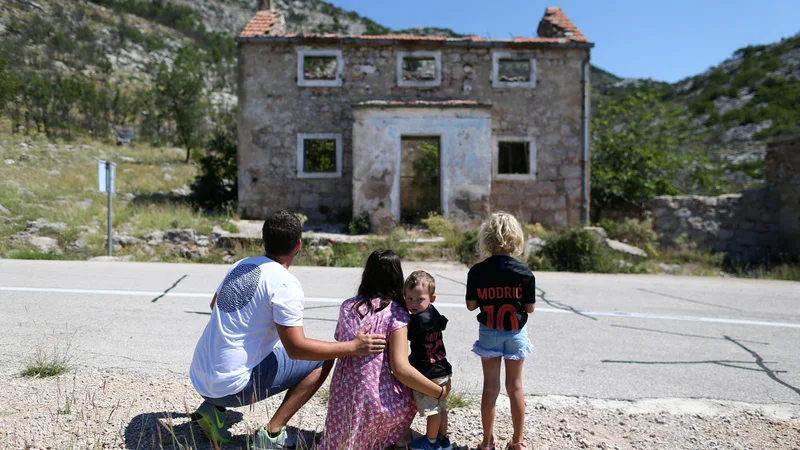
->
[1, 368, 798, 450]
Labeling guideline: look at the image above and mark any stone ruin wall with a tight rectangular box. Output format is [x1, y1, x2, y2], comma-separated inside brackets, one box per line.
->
[237, 42, 588, 229]
[652, 137, 799, 263]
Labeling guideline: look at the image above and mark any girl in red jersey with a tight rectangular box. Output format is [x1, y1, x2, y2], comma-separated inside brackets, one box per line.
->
[466, 212, 536, 450]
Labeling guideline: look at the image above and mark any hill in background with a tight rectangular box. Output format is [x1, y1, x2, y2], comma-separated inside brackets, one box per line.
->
[1, 0, 798, 190]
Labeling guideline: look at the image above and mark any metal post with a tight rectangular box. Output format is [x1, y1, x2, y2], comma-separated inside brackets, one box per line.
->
[106, 163, 112, 256]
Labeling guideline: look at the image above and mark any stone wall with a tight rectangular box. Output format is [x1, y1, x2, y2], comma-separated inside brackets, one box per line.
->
[768, 137, 800, 259]
[652, 137, 799, 263]
[237, 41, 588, 228]
[652, 191, 780, 262]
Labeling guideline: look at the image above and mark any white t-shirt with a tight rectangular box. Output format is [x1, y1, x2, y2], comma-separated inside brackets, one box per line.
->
[189, 256, 305, 398]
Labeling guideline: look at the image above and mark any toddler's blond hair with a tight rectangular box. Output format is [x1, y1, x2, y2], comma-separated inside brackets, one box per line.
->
[478, 212, 524, 256]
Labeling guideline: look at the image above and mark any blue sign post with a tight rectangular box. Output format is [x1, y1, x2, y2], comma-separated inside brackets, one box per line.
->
[98, 161, 116, 256]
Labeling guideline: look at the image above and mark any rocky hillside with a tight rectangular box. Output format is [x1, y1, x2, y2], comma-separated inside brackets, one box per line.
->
[668, 35, 800, 154]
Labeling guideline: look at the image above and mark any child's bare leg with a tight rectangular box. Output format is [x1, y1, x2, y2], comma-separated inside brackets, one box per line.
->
[439, 406, 448, 437]
[504, 359, 526, 444]
[426, 413, 441, 440]
[480, 357, 502, 447]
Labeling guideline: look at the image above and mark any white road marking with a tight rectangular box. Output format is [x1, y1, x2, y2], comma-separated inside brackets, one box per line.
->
[3, 286, 800, 330]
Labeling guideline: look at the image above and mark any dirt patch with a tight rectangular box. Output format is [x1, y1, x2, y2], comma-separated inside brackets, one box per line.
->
[1, 368, 798, 449]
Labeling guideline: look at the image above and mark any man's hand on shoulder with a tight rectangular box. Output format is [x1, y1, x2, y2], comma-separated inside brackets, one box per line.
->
[351, 328, 386, 356]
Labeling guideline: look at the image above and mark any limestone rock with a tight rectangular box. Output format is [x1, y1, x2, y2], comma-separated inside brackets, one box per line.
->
[68, 235, 89, 252]
[171, 185, 192, 197]
[11, 235, 61, 254]
[143, 230, 165, 245]
[89, 256, 134, 262]
[605, 239, 648, 258]
[112, 235, 142, 247]
[210, 226, 232, 243]
[584, 227, 608, 240]
[25, 218, 68, 233]
[164, 229, 195, 243]
[178, 246, 209, 260]
[523, 237, 547, 256]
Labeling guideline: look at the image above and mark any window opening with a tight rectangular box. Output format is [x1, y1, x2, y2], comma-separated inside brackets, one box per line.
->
[498, 59, 531, 83]
[303, 138, 337, 173]
[402, 57, 437, 81]
[498, 141, 530, 174]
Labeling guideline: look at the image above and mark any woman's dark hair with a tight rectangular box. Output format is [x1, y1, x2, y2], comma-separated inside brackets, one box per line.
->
[354, 249, 404, 317]
[262, 210, 302, 257]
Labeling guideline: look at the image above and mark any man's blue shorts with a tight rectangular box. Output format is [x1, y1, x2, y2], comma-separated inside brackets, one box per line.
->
[204, 346, 324, 408]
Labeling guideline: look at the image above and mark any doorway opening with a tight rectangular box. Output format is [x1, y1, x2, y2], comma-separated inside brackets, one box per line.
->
[400, 136, 440, 224]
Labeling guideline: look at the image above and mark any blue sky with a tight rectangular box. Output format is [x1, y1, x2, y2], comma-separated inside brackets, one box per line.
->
[326, 0, 800, 83]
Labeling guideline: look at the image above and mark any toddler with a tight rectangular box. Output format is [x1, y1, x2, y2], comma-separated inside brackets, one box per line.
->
[405, 270, 453, 450]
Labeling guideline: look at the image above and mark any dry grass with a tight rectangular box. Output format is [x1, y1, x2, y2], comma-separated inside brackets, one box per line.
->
[446, 392, 471, 410]
[0, 132, 236, 260]
[21, 334, 75, 378]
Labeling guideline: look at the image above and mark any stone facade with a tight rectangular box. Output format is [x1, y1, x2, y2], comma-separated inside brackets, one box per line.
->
[236, 7, 592, 229]
[652, 137, 800, 263]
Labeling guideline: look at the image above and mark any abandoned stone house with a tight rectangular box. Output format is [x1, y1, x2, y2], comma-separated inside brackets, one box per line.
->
[236, 4, 593, 230]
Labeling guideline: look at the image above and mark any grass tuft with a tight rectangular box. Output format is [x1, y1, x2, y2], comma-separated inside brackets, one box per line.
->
[22, 340, 73, 378]
[446, 392, 471, 409]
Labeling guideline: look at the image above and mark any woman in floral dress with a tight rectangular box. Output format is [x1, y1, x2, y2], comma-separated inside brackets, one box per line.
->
[319, 250, 451, 450]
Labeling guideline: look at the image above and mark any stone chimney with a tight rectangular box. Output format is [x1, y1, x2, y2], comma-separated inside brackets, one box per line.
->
[257, 0, 274, 11]
[536, 7, 588, 42]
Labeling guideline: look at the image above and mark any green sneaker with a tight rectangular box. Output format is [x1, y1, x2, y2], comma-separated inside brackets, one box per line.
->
[190, 400, 232, 444]
[253, 426, 294, 450]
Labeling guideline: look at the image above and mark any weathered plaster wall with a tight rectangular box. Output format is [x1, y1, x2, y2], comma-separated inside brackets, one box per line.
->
[352, 107, 492, 230]
[237, 42, 587, 227]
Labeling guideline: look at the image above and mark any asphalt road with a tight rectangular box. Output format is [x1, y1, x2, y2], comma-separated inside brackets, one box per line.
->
[1, 259, 799, 404]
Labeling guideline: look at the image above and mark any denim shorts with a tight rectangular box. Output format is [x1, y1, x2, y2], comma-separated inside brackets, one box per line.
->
[204, 345, 324, 408]
[472, 324, 534, 360]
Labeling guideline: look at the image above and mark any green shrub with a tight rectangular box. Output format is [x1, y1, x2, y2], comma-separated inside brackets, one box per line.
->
[539, 228, 614, 273]
[458, 231, 479, 265]
[348, 211, 371, 235]
[523, 222, 546, 238]
[421, 212, 454, 237]
[526, 253, 556, 272]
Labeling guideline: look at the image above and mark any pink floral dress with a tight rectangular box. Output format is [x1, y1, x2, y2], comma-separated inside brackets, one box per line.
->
[319, 297, 417, 450]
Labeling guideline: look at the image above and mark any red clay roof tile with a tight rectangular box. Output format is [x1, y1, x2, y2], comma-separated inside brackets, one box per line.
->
[239, 11, 276, 38]
[238, 7, 590, 44]
[538, 6, 589, 43]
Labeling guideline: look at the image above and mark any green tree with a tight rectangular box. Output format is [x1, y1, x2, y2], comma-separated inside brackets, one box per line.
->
[591, 91, 704, 220]
[192, 111, 238, 211]
[53, 76, 83, 138]
[76, 78, 101, 139]
[22, 74, 56, 136]
[155, 48, 205, 163]
[0, 57, 22, 132]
